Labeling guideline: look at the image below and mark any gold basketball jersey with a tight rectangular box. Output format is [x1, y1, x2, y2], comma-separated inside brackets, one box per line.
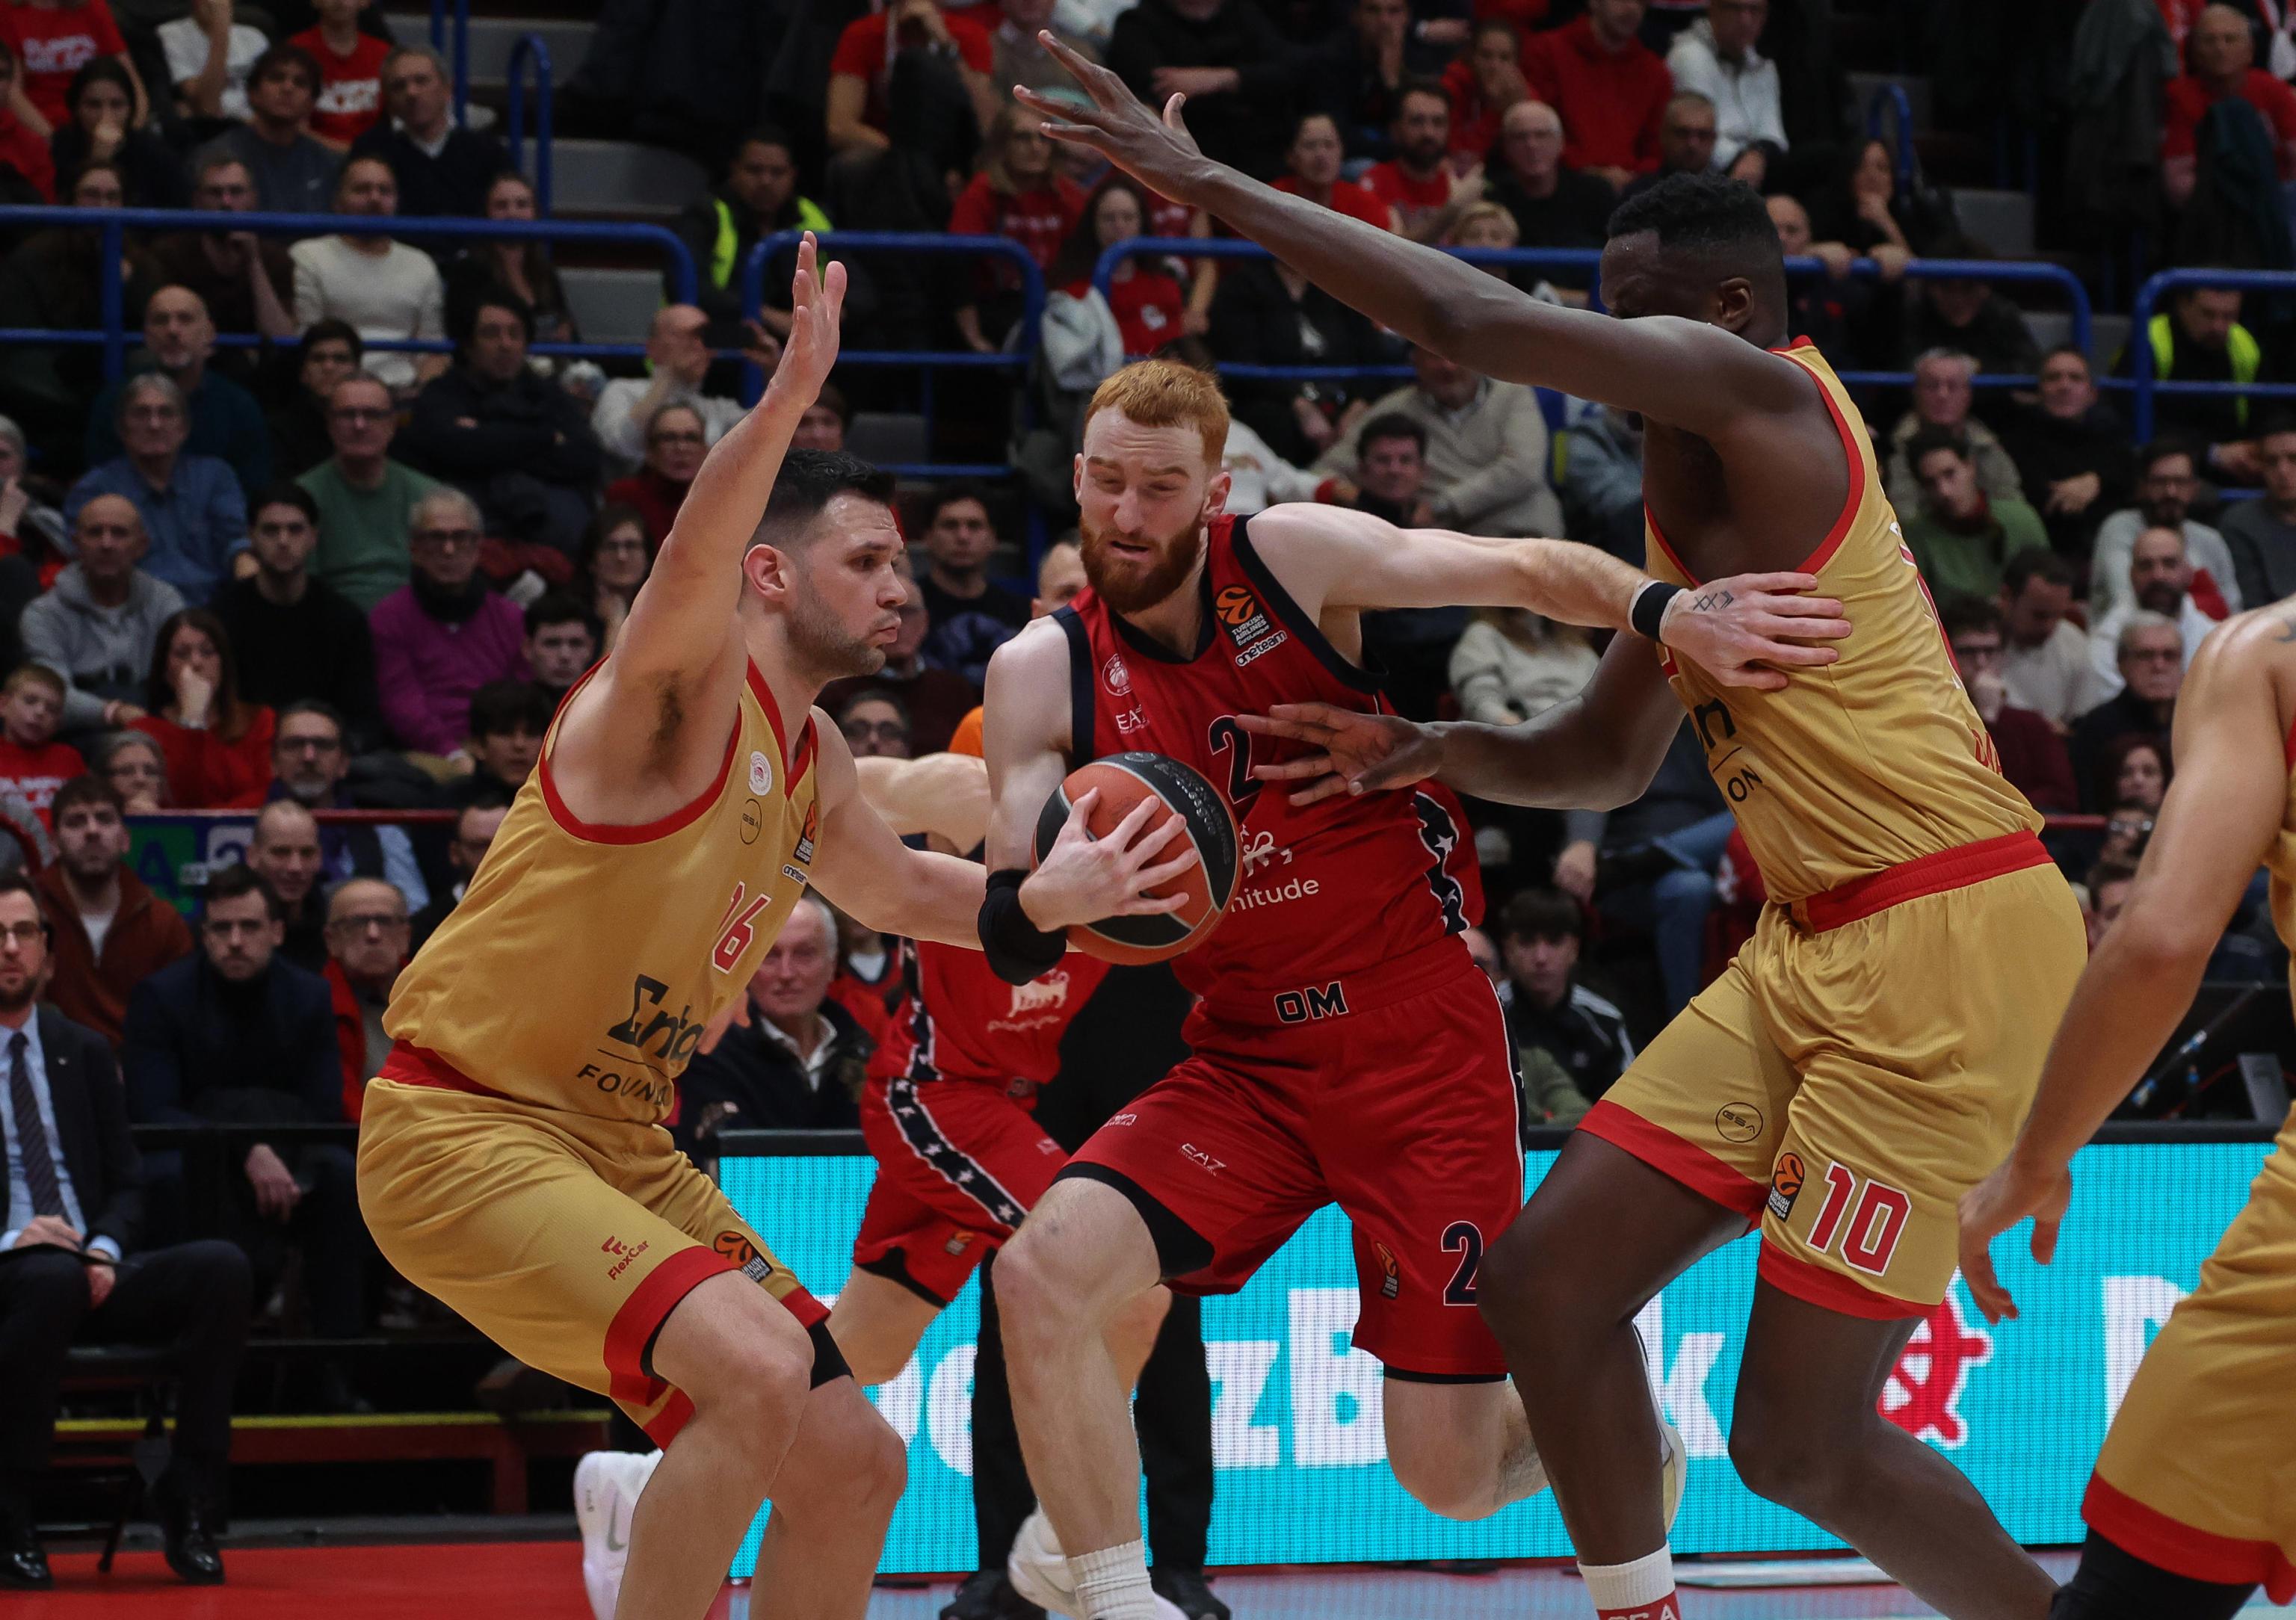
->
[385, 663, 821, 1124]
[1642, 340, 2040, 901]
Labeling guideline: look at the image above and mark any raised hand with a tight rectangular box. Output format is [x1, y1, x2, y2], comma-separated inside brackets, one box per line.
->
[1014, 32, 1212, 205]
[1957, 1155, 2073, 1325]
[765, 234, 846, 412]
[1655, 572, 1852, 693]
[1236, 703, 1442, 806]
[1019, 788, 1200, 931]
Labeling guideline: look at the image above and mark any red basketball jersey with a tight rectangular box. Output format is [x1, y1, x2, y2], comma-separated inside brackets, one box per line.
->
[872, 941, 1111, 1095]
[1058, 513, 1483, 1007]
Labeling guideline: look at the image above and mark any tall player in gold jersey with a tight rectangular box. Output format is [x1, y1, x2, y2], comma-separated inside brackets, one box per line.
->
[1961, 605, 2296, 1619]
[1021, 48, 2086, 1620]
[357, 241, 1185, 1620]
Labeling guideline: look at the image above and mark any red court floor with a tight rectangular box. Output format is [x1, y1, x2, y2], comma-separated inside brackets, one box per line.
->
[16, 1544, 2283, 1619]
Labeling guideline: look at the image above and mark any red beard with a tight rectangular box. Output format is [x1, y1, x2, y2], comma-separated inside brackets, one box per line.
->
[1079, 516, 1205, 614]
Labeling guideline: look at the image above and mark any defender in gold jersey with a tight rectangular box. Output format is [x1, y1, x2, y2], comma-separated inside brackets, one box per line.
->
[1962, 604, 2296, 1619]
[1061, 78, 2079, 1612]
[355, 241, 1188, 1620]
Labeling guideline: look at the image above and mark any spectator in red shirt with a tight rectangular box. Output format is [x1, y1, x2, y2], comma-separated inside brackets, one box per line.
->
[288, 0, 389, 151]
[949, 103, 1086, 353]
[2163, 2, 2296, 206]
[0, 664, 80, 821]
[131, 608, 274, 809]
[1047, 174, 1188, 356]
[1442, 18, 1529, 164]
[1520, 0, 1671, 187]
[1271, 110, 1396, 230]
[0, 0, 143, 132]
[1363, 78, 1480, 242]
[0, 40, 54, 200]
[602, 402, 705, 545]
[827, 0, 998, 160]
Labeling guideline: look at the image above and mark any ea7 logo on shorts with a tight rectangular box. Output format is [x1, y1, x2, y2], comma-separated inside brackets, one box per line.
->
[1767, 1151, 1805, 1221]
[1180, 1142, 1224, 1175]
[1274, 982, 1348, 1023]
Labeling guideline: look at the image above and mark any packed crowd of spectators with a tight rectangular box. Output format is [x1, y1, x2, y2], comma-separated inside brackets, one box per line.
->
[1, 1, 2294, 1543]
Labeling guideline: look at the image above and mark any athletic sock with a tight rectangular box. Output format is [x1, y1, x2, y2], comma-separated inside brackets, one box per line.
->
[1579, 1546, 1679, 1620]
[1073, 1539, 1158, 1620]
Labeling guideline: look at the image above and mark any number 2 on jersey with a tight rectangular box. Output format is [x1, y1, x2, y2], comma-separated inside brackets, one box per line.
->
[1206, 716, 1261, 813]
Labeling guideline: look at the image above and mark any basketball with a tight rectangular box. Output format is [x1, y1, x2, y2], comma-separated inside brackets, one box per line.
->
[1033, 752, 1241, 964]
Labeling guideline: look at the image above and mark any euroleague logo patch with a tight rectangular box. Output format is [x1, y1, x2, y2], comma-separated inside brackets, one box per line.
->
[1214, 584, 1287, 666]
[713, 1230, 761, 1268]
[794, 799, 818, 865]
[1102, 653, 1132, 696]
[1372, 1240, 1401, 1300]
[1767, 1151, 1804, 1221]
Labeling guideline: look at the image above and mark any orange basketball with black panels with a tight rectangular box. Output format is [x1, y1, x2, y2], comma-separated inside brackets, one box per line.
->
[1032, 752, 1241, 963]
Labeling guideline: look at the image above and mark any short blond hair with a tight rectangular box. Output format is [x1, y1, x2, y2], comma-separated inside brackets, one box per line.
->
[1084, 359, 1230, 468]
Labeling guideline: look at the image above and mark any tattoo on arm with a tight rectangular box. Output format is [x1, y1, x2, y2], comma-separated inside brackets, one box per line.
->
[1690, 588, 1737, 613]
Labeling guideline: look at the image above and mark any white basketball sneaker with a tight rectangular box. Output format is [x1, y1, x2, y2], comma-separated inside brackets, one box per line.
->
[1006, 1511, 1185, 1620]
[1658, 1420, 1688, 1533]
[575, 1448, 662, 1620]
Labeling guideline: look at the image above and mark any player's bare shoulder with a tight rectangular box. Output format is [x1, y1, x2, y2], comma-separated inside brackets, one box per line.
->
[984, 619, 1076, 748]
[2197, 597, 2296, 690]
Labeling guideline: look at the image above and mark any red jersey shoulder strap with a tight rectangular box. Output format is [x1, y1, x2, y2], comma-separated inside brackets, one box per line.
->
[1221, 512, 1386, 699]
[1050, 600, 1098, 769]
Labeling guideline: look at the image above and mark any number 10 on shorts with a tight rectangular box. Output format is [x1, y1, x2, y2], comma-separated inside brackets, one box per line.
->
[1803, 1160, 1910, 1277]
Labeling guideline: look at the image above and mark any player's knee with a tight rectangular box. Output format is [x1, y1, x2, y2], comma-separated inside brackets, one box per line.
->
[1474, 1219, 1570, 1339]
[1388, 1432, 1495, 1521]
[1725, 1406, 1839, 1513]
[682, 1316, 815, 1440]
[994, 1224, 1108, 1343]
[848, 1406, 908, 1524]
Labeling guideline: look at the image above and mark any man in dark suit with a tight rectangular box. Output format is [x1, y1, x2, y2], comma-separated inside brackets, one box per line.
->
[121, 866, 364, 1396]
[0, 874, 250, 1589]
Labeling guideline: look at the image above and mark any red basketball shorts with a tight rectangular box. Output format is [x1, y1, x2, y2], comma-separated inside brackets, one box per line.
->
[853, 1075, 1068, 1306]
[1063, 945, 1525, 1379]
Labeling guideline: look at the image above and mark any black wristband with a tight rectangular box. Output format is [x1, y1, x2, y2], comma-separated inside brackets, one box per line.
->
[1629, 581, 1682, 641]
[978, 867, 1067, 986]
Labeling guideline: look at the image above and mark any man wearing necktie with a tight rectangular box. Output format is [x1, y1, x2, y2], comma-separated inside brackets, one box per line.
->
[0, 874, 250, 1591]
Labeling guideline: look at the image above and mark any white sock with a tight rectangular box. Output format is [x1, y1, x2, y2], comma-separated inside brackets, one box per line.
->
[1578, 1545, 1679, 1619]
[1072, 1539, 1157, 1620]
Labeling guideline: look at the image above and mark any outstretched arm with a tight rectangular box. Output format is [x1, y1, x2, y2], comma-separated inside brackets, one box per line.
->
[1957, 613, 2295, 1323]
[1247, 503, 1849, 693]
[808, 717, 988, 947]
[1016, 37, 1807, 441]
[1241, 632, 1686, 811]
[854, 751, 991, 852]
[550, 238, 843, 820]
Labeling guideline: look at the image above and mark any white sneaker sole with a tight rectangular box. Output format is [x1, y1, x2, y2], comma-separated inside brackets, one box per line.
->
[1006, 1511, 1186, 1620]
[1007, 1511, 1081, 1619]
[1658, 1420, 1688, 1534]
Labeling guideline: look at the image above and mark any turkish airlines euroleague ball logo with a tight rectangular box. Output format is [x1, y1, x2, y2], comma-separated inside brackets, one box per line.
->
[1767, 1151, 1805, 1221]
[1215, 586, 1259, 628]
[713, 1230, 760, 1267]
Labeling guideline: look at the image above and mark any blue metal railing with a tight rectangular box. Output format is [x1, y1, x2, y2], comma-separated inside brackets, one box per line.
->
[1866, 81, 1917, 195]
[428, 0, 472, 129]
[740, 230, 1046, 480]
[2128, 268, 2296, 441]
[1091, 239, 2093, 404]
[504, 34, 556, 217]
[0, 208, 700, 380]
